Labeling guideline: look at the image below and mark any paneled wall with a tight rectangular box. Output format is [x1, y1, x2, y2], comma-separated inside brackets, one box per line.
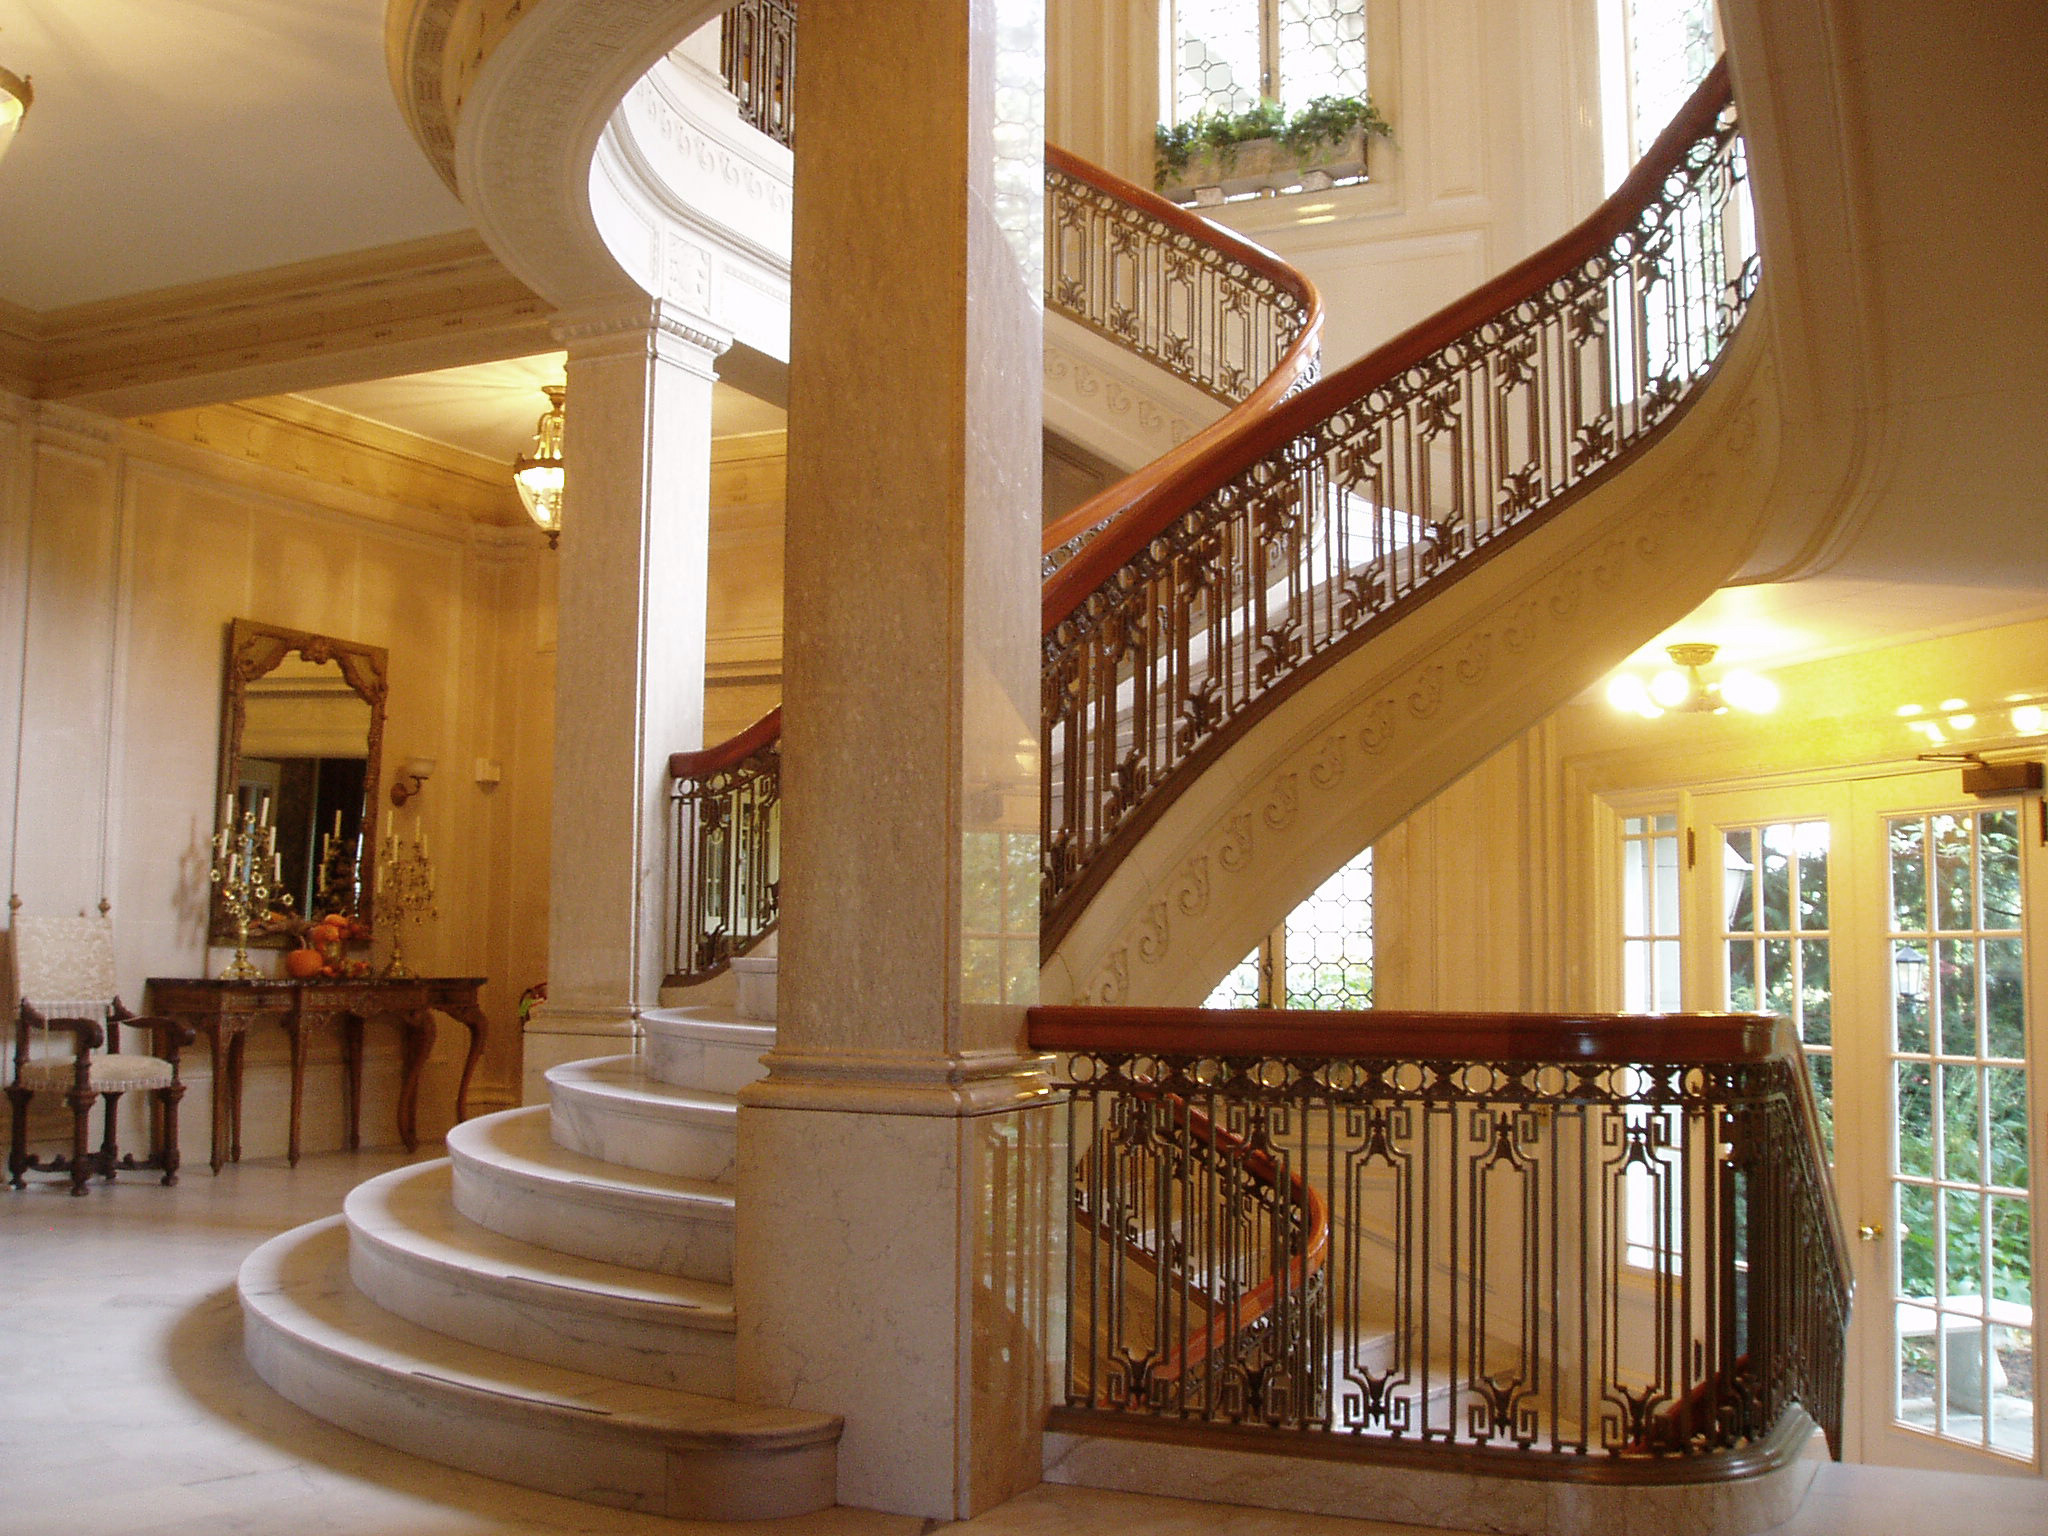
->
[0, 390, 555, 1164]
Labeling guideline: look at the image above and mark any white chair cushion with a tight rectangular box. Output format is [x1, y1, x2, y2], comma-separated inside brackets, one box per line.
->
[16, 1054, 175, 1093]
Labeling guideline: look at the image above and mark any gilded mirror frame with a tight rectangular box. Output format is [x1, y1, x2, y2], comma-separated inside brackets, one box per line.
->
[212, 618, 389, 945]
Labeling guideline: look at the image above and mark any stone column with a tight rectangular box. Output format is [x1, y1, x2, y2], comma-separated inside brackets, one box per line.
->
[734, 0, 1054, 1520]
[524, 300, 728, 1099]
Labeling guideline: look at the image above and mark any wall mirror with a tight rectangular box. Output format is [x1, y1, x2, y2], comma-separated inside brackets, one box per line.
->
[213, 619, 388, 945]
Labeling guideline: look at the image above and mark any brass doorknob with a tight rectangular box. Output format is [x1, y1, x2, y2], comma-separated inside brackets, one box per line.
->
[1858, 1222, 1883, 1241]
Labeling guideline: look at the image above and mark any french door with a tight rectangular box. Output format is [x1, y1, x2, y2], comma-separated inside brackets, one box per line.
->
[1683, 771, 2044, 1473]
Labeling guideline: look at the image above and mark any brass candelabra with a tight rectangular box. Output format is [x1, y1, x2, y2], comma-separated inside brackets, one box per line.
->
[210, 799, 289, 981]
[377, 827, 437, 979]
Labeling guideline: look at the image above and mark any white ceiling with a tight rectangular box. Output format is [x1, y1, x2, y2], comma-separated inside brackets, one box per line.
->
[288, 356, 788, 465]
[0, 0, 470, 312]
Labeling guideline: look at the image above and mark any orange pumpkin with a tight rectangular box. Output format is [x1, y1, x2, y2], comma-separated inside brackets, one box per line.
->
[284, 947, 325, 980]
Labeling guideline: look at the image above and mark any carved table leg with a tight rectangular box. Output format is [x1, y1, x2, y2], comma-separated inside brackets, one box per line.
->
[283, 1013, 307, 1167]
[395, 1010, 435, 1153]
[341, 1013, 365, 1153]
[206, 1022, 232, 1175]
[226, 1030, 247, 1165]
[435, 1003, 490, 1124]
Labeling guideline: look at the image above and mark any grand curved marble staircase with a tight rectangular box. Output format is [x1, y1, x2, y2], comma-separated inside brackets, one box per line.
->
[236, 964, 828, 1519]
[238, 4, 1827, 1524]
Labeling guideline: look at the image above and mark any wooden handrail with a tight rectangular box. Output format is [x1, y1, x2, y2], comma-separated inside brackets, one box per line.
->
[1039, 145, 1326, 565]
[1040, 57, 1733, 629]
[669, 706, 782, 781]
[1031, 1003, 1792, 1066]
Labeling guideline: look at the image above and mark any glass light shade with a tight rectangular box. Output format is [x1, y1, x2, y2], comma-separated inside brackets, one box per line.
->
[0, 67, 31, 165]
[1607, 674, 1661, 718]
[512, 384, 566, 547]
[1648, 668, 1692, 709]
[2011, 705, 2045, 735]
[1718, 670, 1779, 714]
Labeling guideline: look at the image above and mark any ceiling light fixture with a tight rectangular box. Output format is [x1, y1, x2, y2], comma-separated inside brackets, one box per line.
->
[1605, 643, 1779, 719]
[512, 383, 566, 549]
[0, 65, 32, 165]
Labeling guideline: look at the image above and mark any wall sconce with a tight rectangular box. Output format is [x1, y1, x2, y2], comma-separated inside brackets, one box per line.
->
[0, 65, 32, 167]
[1606, 643, 1778, 719]
[390, 758, 437, 808]
[513, 383, 566, 549]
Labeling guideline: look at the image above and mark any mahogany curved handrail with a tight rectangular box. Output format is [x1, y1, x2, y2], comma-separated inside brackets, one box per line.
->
[1039, 58, 1732, 627]
[1040, 144, 1326, 567]
[668, 706, 782, 781]
[1032, 1003, 1789, 1066]
[1156, 1100, 1330, 1384]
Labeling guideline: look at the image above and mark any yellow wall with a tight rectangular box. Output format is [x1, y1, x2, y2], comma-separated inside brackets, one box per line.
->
[0, 390, 555, 1159]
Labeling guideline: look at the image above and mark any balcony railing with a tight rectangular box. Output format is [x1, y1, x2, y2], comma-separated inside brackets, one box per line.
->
[666, 708, 781, 988]
[720, 0, 797, 149]
[668, 151, 1321, 986]
[1032, 1005, 1850, 1477]
[1040, 63, 1752, 946]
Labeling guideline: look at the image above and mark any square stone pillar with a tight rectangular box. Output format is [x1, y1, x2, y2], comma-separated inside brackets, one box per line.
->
[525, 300, 729, 1098]
[734, 0, 1055, 1520]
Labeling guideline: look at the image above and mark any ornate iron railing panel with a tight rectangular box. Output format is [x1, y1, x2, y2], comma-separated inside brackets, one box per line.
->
[1044, 160, 1313, 409]
[1040, 64, 1749, 944]
[720, 0, 797, 149]
[666, 710, 781, 987]
[1037, 1007, 1850, 1475]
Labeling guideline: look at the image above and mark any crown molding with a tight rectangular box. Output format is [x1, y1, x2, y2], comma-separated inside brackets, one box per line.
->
[127, 393, 530, 529]
[4, 231, 556, 418]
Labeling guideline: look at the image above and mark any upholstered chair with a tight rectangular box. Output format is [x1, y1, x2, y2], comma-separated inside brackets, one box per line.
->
[7, 915, 193, 1195]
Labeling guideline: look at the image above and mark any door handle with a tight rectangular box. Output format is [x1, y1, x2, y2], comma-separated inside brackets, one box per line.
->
[1858, 1222, 1883, 1242]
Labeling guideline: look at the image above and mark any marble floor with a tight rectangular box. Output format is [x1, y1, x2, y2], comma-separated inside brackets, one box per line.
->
[3, 1149, 2046, 1536]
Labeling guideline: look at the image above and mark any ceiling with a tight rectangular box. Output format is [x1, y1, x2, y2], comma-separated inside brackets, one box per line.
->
[0, 0, 468, 313]
[287, 356, 789, 465]
[0, 0, 2038, 690]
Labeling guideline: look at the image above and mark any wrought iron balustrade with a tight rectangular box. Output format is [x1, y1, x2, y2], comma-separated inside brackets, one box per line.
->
[666, 148, 1320, 985]
[1033, 1005, 1850, 1478]
[1040, 62, 1752, 945]
[720, 0, 797, 148]
[666, 708, 781, 988]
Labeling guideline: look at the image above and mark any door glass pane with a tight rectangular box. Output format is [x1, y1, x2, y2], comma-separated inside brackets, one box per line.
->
[1888, 809, 2033, 1459]
[1721, 820, 1832, 1163]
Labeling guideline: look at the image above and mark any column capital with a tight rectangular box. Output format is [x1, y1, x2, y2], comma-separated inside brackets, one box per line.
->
[550, 297, 732, 369]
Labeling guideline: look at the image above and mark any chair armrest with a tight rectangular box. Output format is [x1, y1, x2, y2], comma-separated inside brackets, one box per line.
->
[121, 1016, 197, 1050]
[19, 1001, 104, 1054]
[110, 999, 197, 1057]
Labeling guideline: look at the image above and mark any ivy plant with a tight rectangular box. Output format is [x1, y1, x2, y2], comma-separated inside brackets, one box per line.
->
[1155, 94, 1391, 189]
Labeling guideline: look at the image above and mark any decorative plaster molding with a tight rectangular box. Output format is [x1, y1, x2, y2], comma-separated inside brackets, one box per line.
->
[551, 297, 732, 360]
[1043, 340, 1207, 470]
[1058, 333, 1781, 1009]
[127, 395, 529, 530]
[7, 232, 552, 418]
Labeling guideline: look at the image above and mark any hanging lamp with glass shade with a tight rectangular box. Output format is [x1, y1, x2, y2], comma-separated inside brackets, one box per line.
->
[513, 383, 566, 548]
[0, 65, 33, 165]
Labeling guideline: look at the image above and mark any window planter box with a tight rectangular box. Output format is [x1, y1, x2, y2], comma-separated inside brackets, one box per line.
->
[1157, 127, 1372, 207]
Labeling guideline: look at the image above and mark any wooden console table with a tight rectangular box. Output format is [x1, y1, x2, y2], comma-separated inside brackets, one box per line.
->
[144, 976, 490, 1174]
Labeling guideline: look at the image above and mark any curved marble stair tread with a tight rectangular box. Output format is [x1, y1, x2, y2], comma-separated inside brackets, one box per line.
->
[448, 1107, 734, 1281]
[546, 1055, 738, 1181]
[345, 1160, 736, 1394]
[240, 1219, 837, 1521]
[638, 1006, 774, 1094]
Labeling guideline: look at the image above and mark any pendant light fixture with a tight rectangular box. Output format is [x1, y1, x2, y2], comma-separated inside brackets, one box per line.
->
[0, 65, 32, 166]
[512, 383, 567, 548]
[1606, 643, 1779, 719]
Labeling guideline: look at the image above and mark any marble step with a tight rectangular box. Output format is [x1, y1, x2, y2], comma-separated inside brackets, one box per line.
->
[344, 1159, 735, 1395]
[448, 1106, 734, 1282]
[546, 1055, 738, 1181]
[240, 1219, 837, 1521]
[638, 1006, 773, 1095]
